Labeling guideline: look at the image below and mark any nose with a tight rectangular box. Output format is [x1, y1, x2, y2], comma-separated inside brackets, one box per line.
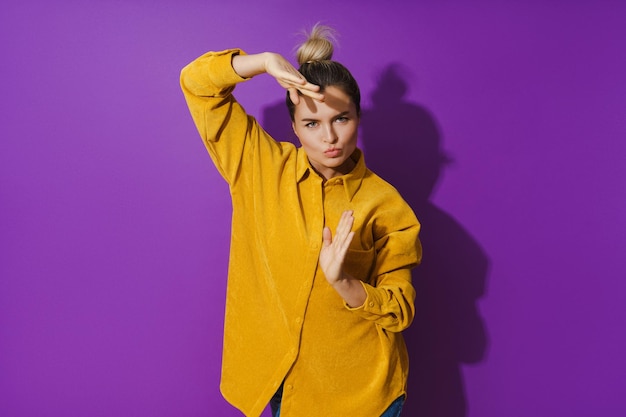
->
[323, 124, 338, 144]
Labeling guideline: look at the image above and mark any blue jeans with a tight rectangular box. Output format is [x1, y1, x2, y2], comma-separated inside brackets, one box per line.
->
[270, 384, 405, 417]
[380, 395, 405, 417]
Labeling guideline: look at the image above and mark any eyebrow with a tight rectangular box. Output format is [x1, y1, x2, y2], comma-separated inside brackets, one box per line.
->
[299, 111, 350, 122]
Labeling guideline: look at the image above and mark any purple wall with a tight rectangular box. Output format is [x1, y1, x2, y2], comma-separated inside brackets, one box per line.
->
[2, 1, 624, 416]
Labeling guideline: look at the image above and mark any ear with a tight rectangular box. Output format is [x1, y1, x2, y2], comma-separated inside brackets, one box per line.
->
[291, 122, 299, 138]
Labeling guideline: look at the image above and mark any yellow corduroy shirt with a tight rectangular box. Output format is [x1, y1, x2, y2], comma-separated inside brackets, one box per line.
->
[181, 49, 422, 417]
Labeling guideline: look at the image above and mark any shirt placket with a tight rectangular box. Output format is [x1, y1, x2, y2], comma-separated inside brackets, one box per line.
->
[281, 171, 325, 412]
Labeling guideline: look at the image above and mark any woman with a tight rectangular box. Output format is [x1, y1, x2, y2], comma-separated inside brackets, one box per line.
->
[180, 24, 421, 417]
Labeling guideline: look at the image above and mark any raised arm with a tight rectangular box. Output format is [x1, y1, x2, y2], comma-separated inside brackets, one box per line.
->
[232, 52, 324, 104]
[180, 49, 324, 184]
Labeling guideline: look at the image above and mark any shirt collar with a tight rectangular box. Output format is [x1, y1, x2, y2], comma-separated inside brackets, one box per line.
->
[296, 148, 366, 202]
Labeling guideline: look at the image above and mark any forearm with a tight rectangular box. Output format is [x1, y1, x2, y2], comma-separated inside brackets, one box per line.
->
[233, 51, 322, 103]
[231, 52, 271, 79]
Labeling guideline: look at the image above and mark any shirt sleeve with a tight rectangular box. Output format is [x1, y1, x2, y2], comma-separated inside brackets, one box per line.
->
[180, 49, 262, 185]
[346, 211, 422, 333]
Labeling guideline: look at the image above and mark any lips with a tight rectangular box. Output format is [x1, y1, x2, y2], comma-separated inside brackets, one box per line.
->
[324, 148, 341, 158]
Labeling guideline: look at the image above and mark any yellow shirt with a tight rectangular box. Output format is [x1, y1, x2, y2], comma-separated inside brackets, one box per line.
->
[181, 49, 422, 417]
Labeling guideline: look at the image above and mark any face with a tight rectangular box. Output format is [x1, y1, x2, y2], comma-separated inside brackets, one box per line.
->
[292, 86, 360, 180]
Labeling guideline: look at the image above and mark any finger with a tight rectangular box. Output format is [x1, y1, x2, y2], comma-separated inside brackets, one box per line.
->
[299, 81, 320, 91]
[283, 75, 306, 87]
[277, 70, 309, 90]
[288, 87, 300, 105]
[279, 79, 323, 102]
[336, 211, 353, 233]
[299, 88, 325, 102]
[283, 67, 307, 83]
[344, 231, 355, 250]
[339, 210, 354, 231]
[322, 226, 332, 247]
[295, 82, 323, 101]
[290, 85, 324, 103]
[271, 59, 305, 83]
[334, 211, 354, 244]
[334, 230, 354, 260]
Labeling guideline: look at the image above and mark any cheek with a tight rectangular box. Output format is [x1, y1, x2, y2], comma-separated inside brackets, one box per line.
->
[294, 127, 319, 144]
[294, 131, 313, 148]
[343, 125, 359, 143]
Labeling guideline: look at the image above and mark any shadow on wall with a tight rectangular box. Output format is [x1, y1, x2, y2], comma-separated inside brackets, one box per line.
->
[361, 63, 490, 417]
[261, 63, 490, 416]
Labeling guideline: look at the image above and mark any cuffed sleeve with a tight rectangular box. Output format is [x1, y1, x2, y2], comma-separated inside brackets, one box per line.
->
[345, 203, 422, 332]
[345, 268, 416, 332]
[180, 49, 248, 98]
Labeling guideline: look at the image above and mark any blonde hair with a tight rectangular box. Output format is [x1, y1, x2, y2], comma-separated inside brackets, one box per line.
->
[296, 23, 336, 65]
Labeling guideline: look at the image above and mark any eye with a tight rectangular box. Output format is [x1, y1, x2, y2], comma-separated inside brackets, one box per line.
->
[335, 116, 349, 123]
[305, 121, 318, 128]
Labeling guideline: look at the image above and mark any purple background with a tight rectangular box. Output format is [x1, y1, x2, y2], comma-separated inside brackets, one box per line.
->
[2, 1, 625, 416]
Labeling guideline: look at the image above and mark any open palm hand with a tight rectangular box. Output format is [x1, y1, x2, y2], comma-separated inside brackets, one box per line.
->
[319, 210, 355, 285]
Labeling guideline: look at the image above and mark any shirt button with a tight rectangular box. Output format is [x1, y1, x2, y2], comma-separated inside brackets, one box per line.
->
[368, 301, 375, 307]
[286, 384, 294, 391]
[295, 317, 302, 324]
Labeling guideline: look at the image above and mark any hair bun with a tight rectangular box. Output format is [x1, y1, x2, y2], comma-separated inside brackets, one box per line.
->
[296, 23, 336, 66]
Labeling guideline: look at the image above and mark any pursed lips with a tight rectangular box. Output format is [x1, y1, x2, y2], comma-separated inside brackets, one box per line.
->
[324, 147, 341, 157]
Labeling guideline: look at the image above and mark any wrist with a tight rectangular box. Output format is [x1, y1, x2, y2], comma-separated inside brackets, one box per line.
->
[334, 276, 367, 308]
[261, 52, 275, 73]
[331, 272, 358, 294]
